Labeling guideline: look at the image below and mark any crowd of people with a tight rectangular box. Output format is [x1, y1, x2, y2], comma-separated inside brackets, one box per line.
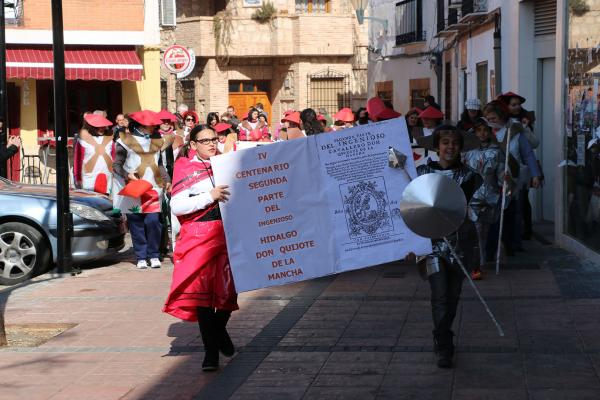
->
[70, 90, 543, 371]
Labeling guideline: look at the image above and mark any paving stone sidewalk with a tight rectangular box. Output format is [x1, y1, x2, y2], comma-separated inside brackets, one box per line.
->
[2, 223, 600, 399]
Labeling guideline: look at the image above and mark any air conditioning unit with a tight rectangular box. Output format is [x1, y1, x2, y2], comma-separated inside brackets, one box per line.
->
[160, 0, 176, 27]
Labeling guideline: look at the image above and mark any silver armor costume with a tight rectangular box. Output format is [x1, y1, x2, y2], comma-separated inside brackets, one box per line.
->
[416, 162, 480, 275]
[463, 143, 507, 225]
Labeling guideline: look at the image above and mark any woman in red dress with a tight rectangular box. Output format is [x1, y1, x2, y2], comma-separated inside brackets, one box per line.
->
[163, 126, 238, 371]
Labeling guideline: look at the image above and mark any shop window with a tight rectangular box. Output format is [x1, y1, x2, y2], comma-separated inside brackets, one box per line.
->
[564, 6, 600, 250]
[295, 0, 330, 14]
[395, 0, 424, 46]
[476, 62, 488, 106]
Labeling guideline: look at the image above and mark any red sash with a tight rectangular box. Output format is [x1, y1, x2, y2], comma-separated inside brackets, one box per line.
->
[172, 157, 219, 225]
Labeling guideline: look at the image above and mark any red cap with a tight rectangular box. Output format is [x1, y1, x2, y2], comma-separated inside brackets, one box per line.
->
[317, 114, 327, 122]
[182, 111, 199, 123]
[118, 179, 153, 198]
[130, 110, 163, 126]
[407, 107, 423, 115]
[156, 109, 177, 122]
[333, 108, 355, 123]
[282, 111, 301, 126]
[84, 114, 112, 128]
[241, 111, 249, 120]
[418, 106, 444, 120]
[366, 97, 386, 119]
[498, 91, 526, 104]
[214, 122, 232, 133]
[366, 97, 401, 121]
[376, 108, 401, 120]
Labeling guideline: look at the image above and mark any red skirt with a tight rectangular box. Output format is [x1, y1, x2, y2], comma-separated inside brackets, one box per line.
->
[163, 220, 238, 321]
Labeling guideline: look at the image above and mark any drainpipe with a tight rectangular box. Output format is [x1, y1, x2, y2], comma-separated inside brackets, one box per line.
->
[493, 13, 502, 95]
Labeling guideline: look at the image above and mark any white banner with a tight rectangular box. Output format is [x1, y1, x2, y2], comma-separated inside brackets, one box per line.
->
[212, 118, 431, 292]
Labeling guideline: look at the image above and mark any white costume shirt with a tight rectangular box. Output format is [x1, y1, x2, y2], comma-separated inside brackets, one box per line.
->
[170, 156, 215, 217]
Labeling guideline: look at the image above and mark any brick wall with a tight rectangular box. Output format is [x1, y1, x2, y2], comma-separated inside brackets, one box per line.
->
[18, 0, 144, 31]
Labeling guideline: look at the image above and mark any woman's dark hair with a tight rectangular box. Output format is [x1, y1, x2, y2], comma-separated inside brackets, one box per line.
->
[247, 108, 259, 121]
[300, 108, 323, 136]
[483, 101, 508, 122]
[460, 108, 483, 124]
[177, 125, 205, 159]
[206, 112, 220, 127]
[405, 109, 422, 127]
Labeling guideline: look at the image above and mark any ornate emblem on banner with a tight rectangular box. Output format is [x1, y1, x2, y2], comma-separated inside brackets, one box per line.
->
[162, 45, 196, 79]
[342, 179, 392, 237]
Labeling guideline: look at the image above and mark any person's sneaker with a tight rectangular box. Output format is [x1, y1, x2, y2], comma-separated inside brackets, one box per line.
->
[149, 258, 162, 269]
[471, 269, 482, 280]
[136, 260, 148, 269]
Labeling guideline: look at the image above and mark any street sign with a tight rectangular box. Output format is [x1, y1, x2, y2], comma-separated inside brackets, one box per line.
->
[162, 45, 195, 79]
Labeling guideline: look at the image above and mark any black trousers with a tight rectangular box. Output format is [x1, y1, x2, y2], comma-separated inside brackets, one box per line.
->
[428, 259, 464, 335]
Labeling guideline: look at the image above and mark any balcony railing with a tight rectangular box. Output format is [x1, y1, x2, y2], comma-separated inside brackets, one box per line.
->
[396, 30, 426, 46]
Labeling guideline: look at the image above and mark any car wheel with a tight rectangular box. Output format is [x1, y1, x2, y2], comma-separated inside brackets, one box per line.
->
[0, 222, 51, 286]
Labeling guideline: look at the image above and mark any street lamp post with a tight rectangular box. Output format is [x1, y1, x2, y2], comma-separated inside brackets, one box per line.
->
[51, 0, 73, 274]
[349, 0, 389, 33]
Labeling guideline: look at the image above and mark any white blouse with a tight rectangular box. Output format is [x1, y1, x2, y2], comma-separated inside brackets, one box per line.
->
[170, 156, 215, 216]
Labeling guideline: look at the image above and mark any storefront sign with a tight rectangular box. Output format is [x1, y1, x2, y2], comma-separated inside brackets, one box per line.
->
[212, 119, 432, 292]
[162, 45, 196, 79]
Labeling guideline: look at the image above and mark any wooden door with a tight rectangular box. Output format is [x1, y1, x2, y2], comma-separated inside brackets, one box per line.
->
[228, 81, 272, 126]
[229, 93, 271, 122]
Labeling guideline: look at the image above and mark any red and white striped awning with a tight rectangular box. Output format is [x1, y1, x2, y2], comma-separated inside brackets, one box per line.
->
[6, 46, 143, 81]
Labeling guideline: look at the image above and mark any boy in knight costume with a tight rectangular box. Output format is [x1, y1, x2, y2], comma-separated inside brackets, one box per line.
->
[415, 124, 482, 368]
[73, 113, 115, 194]
[113, 110, 173, 270]
[463, 117, 517, 279]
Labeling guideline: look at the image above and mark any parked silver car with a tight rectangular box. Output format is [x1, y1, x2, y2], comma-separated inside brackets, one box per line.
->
[0, 178, 126, 285]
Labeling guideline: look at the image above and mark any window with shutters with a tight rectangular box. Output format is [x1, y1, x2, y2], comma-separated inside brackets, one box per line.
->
[161, 81, 168, 111]
[376, 81, 394, 104]
[396, 0, 425, 46]
[177, 81, 195, 111]
[160, 0, 176, 27]
[534, 0, 556, 36]
[476, 62, 488, 106]
[295, 0, 330, 14]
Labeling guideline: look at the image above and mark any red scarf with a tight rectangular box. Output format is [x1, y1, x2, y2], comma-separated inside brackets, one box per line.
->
[172, 157, 218, 224]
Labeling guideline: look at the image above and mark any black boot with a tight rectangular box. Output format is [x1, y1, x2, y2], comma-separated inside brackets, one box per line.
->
[197, 307, 219, 371]
[215, 310, 235, 357]
[433, 330, 455, 369]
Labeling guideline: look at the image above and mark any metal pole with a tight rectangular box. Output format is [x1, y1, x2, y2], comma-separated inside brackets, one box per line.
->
[51, 0, 72, 274]
[495, 122, 513, 275]
[443, 238, 505, 337]
[0, 0, 8, 178]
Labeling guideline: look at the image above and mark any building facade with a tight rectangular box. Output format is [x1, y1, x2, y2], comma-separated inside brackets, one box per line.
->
[161, 0, 368, 124]
[5, 0, 161, 180]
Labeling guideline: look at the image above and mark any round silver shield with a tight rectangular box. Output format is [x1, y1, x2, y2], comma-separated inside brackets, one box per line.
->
[400, 173, 467, 239]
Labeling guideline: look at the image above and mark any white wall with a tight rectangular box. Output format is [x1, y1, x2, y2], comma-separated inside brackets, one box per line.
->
[368, 56, 437, 113]
[367, 0, 438, 111]
[466, 28, 495, 101]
